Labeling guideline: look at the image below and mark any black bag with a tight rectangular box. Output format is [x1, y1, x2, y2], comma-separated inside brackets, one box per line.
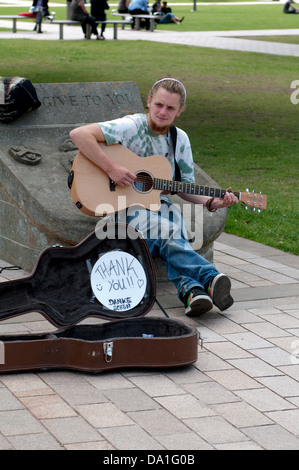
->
[0, 77, 41, 123]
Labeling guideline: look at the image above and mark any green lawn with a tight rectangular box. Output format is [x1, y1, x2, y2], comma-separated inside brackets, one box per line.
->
[0, 2, 298, 255]
[1, 2, 298, 32]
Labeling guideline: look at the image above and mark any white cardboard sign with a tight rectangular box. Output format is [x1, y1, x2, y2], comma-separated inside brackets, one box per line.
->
[91, 251, 147, 311]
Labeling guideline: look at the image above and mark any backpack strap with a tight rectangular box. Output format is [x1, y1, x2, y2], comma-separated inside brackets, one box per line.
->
[170, 125, 181, 182]
[154, 297, 169, 318]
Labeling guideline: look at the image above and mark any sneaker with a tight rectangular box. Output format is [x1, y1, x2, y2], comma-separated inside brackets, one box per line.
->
[208, 274, 234, 311]
[184, 287, 213, 316]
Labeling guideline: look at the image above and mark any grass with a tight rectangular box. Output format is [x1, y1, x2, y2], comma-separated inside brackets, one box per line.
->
[239, 35, 299, 44]
[1, 2, 299, 32]
[0, 3, 298, 255]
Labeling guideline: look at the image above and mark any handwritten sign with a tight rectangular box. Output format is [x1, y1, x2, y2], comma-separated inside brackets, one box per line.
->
[90, 251, 147, 311]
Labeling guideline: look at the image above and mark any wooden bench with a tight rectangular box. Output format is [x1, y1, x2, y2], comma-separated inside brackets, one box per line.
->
[111, 11, 132, 30]
[51, 19, 132, 40]
[130, 14, 157, 32]
[0, 13, 55, 33]
[0, 15, 36, 33]
[111, 12, 157, 31]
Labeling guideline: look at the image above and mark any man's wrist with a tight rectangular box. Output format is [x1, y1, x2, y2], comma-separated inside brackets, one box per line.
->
[206, 197, 217, 212]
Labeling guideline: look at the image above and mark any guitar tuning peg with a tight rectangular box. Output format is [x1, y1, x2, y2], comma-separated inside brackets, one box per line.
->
[257, 209, 261, 213]
[246, 188, 249, 192]
[252, 190, 255, 193]
[251, 208, 256, 212]
[245, 206, 248, 210]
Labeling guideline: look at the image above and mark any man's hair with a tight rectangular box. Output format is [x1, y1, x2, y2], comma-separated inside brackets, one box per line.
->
[149, 77, 187, 108]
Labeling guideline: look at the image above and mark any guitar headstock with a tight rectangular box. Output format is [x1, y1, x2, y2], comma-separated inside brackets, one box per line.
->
[239, 190, 267, 211]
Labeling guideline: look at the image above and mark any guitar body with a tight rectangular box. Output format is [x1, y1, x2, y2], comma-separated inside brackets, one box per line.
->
[70, 143, 173, 217]
[69, 142, 267, 217]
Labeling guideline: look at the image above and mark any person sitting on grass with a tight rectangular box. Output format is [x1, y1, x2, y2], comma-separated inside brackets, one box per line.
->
[283, 0, 299, 13]
[156, 1, 184, 24]
[161, 1, 171, 13]
[157, 12, 184, 24]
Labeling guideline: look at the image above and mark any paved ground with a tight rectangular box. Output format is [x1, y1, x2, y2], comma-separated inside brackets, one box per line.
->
[0, 232, 298, 450]
[1, 2, 299, 57]
[1, 0, 299, 452]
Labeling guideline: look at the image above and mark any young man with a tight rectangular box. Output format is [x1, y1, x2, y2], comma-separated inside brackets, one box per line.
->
[283, 0, 299, 12]
[69, 77, 238, 316]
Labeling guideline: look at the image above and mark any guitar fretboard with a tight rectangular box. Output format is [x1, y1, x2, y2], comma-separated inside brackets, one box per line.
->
[153, 178, 240, 200]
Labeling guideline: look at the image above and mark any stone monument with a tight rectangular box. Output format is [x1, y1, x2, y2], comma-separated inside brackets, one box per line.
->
[0, 81, 227, 280]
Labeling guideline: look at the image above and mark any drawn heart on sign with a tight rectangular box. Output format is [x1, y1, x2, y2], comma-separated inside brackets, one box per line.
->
[137, 279, 144, 288]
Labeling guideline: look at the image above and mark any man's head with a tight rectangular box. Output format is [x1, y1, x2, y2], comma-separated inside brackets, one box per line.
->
[149, 77, 187, 109]
[146, 77, 186, 134]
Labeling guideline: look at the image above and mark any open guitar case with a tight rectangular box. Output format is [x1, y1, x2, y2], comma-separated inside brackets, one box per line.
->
[0, 223, 199, 374]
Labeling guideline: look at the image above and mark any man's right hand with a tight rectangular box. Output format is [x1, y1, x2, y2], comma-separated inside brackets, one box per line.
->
[108, 164, 136, 187]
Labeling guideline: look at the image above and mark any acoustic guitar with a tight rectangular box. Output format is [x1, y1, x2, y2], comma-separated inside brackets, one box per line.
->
[69, 143, 267, 217]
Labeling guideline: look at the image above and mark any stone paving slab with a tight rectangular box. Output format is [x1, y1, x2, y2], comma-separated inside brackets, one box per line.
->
[0, 232, 298, 450]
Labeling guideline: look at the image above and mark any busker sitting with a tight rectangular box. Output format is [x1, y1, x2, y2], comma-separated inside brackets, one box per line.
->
[69, 77, 239, 316]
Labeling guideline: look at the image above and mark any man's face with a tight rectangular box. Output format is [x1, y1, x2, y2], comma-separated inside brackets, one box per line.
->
[147, 87, 183, 134]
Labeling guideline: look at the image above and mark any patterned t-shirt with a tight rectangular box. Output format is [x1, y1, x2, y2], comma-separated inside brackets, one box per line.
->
[98, 113, 195, 184]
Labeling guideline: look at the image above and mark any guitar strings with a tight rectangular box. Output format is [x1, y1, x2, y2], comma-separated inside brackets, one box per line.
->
[134, 173, 242, 199]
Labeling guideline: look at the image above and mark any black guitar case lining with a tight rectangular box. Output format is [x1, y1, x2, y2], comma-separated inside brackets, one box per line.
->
[0, 224, 156, 326]
[0, 223, 199, 373]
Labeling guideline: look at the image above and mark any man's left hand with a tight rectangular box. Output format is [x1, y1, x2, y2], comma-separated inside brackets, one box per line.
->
[213, 187, 239, 209]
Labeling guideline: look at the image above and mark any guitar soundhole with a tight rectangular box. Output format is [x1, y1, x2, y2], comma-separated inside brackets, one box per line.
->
[133, 172, 154, 193]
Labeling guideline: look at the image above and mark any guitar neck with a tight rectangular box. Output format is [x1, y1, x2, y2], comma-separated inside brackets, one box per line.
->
[153, 178, 240, 200]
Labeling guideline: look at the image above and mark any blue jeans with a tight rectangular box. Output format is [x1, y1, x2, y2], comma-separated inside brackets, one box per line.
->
[158, 13, 175, 24]
[125, 200, 219, 303]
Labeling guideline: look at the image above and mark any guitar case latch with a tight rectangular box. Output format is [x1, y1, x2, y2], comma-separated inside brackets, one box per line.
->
[103, 342, 114, 362]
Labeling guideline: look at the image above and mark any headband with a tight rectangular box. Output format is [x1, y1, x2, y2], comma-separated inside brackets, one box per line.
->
[152, 78, 187, 103]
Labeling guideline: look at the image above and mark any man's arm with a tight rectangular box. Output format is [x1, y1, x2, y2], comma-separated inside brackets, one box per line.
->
[69, 124, 136, 187]
[179, 188, 238, 209]
[78, 0, 90, 15]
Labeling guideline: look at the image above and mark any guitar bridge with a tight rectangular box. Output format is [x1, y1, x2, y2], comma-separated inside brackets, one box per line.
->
[109, 178, 116, 192]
